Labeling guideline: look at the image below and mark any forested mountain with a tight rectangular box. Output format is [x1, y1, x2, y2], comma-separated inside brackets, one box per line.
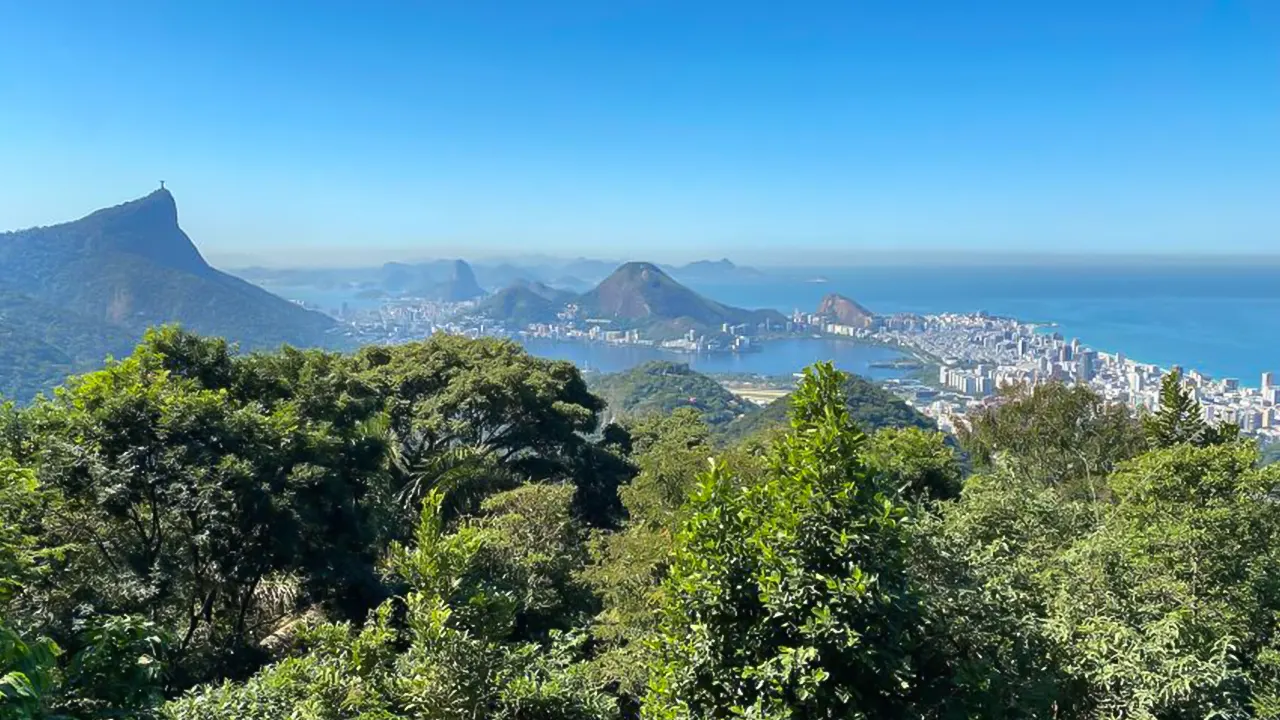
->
[476, 279, 575, 325]
[0, 290, 137, 402]
[576, 262, 784, 336]
[0, 190, 336, 400]
[587, 361, 752, 427]
[3, 329, 1276, 719]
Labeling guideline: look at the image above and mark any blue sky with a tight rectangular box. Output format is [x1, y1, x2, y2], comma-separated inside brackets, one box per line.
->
[1, 0, 1277, 265]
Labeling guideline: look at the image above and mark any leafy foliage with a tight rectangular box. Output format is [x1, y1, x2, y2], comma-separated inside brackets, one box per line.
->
[1041, 443, 1280, 718]
[580, 409, 757, 704]
[863, 426, 962, 503]
[718, 368, 934, 443]
[589, 361, 752, 427]
[645, 362, 933, 719]
[6, 328, 1280, 719]
[1, 626, 59, 719]
[958, 381, 1145, 491]
[1144, 368, 1240, 449]
[1262, 441, 1280, 466]
[165, 488, 616, 720]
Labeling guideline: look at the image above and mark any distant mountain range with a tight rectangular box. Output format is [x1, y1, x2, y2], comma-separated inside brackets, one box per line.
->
[0, 189, 336, 400]
[660, 258, 764, 282]
[475, 262, 784, 338]
[231, 256, 765, 296]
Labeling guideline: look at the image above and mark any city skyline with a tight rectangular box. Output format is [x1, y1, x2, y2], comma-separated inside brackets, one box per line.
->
[2, 1, 1278, 259]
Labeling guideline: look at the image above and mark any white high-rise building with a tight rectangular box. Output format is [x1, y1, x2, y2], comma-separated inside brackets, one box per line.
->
[1263, 371, 1275, 390]
[1128, 370, 1144, 392]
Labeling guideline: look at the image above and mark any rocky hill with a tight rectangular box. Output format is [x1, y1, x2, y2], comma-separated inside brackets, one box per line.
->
[434, 259, 486, 301]
[816, 293, 876, 328]
[379, 259, 485, 301]
[577, 262, 784, 335]
[0, 189, 336, 399]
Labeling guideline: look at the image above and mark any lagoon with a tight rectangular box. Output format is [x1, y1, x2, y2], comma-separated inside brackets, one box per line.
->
[517, 337, 913, 380]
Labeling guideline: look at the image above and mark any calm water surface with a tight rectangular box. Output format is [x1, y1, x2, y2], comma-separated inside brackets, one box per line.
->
[518, 337, 912, 379]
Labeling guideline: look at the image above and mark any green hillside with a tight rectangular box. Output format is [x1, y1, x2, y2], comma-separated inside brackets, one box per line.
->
[0, 290, 137, 401]
[718, 370, 934, 442]
[588, 360, 752, 426]
[477, 280, 575, 326]
[576, 262, 785, 337]
[0, 189, 337, 400]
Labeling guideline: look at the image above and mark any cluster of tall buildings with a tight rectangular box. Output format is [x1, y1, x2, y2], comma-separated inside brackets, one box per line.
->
[852, 311, 1280, 443]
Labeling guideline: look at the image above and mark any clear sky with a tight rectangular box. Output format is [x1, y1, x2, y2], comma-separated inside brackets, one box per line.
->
[1, 0, 1277, 265]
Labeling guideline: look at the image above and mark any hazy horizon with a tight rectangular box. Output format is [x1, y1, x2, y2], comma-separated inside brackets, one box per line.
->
[205, 246, 1280, 272]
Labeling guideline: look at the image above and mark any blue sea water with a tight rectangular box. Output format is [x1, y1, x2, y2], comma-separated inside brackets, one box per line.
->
[682, 264, 1280, 386]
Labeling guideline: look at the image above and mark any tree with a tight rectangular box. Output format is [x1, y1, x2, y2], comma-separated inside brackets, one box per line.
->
[0, 460, 45, 609]
[959, 382, 1145, 491]
[165, 487, 617, 720]
[863, 426, 962, 503]
[1144, 369, 1239, 449]
[1, 460, 61, 719]
[351, 335, 624, 527]
[1, 625, 59, 719]
[1262, 442, 1280, 467]
[581, 410, 721, 704]
[351, 335, 602, 475]
[19, 328, 392, 690]
[644, 362, 930, 719]
[916, 465, 1097, 717]
[1041, 443, 1280, 717]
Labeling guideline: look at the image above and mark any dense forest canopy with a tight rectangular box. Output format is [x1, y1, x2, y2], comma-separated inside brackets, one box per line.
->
[587, 361, 754, 428]
[3, 328, 1278, 719]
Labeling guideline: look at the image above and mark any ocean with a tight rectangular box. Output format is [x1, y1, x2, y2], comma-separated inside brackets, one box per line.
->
[680, 264, 1280, 386]
[261, 263, 1280, 385]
